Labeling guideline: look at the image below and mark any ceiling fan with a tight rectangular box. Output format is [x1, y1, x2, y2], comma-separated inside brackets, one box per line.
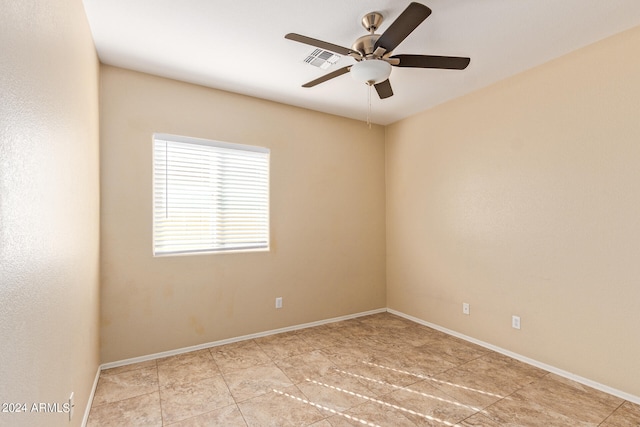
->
[285, 2, 470, 99]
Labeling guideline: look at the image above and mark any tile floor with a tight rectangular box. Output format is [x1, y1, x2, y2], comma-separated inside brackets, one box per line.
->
[87, 313, 640, 426]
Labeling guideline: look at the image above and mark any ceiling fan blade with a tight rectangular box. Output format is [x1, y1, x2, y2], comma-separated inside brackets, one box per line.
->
[374, 79, 393, 99]
[285, 33, 355, 56]
[391, 54, 470, 70]
[374, 2, 432, 53]
[302, 65, 351, 88]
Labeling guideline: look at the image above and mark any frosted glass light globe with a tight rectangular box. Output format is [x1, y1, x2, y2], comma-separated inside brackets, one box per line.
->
[350, 59, 392, 85]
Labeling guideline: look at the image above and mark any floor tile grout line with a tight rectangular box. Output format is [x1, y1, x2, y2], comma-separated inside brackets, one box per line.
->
[476, 382, 529, 425]
[513, 370, 624, 412]
[596, 400, 627, 427]
[233, 401, 250, 427]
[291, 383, 329, 425]
[216, 359, 241, 407]
[463, 371, 632, 427]
[91, 366, 161, 408]
[155, 364, 165, 427]
[159, 352, 233, 426]
[88, 389, 160, 410]
[293, 374, 363, 424]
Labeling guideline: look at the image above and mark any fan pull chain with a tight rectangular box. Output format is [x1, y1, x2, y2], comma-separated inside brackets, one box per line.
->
[366, 83, 372, 129]
[165, 140, 169, 218]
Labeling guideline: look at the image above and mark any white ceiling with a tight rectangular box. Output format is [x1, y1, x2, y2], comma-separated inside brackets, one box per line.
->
[83, 0, 640, 125]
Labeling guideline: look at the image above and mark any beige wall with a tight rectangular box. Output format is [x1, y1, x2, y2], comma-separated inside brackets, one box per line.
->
[386, 26, 640, 397]
[0, 1, 100, 426]
[99, 66, 386, 363]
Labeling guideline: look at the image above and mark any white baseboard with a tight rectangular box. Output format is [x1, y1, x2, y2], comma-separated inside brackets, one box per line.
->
[387, 308, 640, 405]
[81, 366, 101, 427]
[100, 308, 387, 370]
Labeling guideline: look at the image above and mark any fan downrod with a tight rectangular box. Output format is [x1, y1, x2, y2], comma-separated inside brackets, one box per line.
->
[353, 12, 384, 58]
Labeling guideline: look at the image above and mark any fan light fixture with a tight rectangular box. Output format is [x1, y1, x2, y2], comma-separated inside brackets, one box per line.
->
[285, 2, 471, 126]
[350, 59, 391, 85]
[285, 2, 470, 99]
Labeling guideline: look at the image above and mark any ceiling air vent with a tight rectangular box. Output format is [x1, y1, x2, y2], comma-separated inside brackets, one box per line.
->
[304, 49, 340, 69]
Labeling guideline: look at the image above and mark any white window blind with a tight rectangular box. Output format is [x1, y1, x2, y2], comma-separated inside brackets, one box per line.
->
[153, 134, 269, 255]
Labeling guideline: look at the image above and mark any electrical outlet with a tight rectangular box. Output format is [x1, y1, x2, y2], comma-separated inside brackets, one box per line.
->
[512, 315, 521, 330]
[462, 303, 470, 315]
[68, 392, 74, 421]
[275, 297, 282, 309]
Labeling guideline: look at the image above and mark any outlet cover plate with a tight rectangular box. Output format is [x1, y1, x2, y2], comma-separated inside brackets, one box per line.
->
[512, 315, 521, 329]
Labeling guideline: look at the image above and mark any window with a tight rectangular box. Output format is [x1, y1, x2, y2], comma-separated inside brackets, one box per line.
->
[153, 134, 269, 255]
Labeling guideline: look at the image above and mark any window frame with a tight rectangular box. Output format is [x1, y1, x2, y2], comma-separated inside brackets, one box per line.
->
[152, 133, 270, 257]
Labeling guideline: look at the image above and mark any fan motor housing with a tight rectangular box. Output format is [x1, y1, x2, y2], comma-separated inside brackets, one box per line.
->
[352, 34, 381, 58]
